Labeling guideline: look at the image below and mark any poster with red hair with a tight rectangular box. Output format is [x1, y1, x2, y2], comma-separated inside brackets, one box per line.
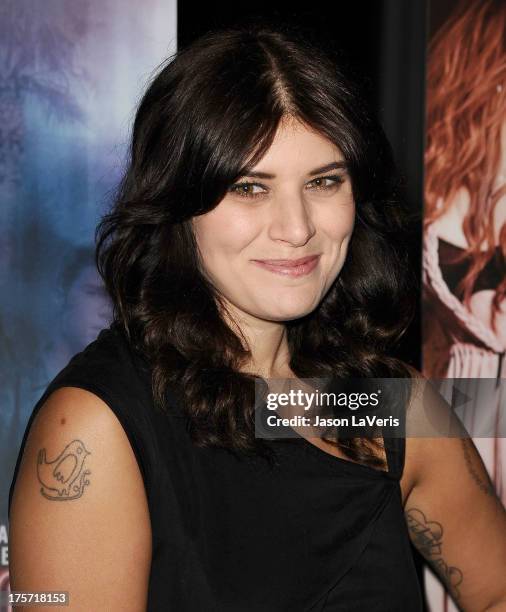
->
[423, 0, 506, 609]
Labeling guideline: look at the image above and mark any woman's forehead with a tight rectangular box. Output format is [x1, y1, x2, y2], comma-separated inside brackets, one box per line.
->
[247, 118, 345, 176]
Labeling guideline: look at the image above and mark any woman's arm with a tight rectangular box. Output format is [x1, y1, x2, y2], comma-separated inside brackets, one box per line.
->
[404, 382, 506, 610]
[9, 386, 152, 611]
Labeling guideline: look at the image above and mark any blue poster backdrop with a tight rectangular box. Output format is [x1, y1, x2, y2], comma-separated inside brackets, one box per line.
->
[0, 0, 177, 591]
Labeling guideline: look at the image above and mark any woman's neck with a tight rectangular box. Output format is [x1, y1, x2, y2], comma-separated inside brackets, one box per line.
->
[223, 303, 294, 378]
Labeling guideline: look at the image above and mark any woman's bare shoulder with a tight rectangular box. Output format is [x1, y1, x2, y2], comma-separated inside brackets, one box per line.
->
[400, 367, 469, 485]
[9, 386, 152, 611]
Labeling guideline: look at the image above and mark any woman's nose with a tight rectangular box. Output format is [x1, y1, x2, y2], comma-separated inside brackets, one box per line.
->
[267, 192, 316, 247]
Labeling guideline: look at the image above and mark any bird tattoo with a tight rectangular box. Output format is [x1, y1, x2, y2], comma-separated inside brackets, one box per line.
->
[37, 439, 91, 501]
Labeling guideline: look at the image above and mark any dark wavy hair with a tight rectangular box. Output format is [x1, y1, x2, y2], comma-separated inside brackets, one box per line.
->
[95, 25, 416, 468]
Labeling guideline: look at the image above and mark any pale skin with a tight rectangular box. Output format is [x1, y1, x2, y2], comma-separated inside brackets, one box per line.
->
[191, 114, 356, 379]
[8, 117, 506, 610]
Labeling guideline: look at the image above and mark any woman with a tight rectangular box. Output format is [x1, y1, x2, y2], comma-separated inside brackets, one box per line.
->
[8, 26, 506, 611]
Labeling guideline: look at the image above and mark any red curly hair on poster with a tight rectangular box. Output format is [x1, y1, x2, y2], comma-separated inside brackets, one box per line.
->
[425, 0, 506, 331]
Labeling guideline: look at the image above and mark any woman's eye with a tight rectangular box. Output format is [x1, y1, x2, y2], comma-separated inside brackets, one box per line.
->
[228, 175, 345, 199]
[307, 175, 344, 191]
[229, 182, 266, 198]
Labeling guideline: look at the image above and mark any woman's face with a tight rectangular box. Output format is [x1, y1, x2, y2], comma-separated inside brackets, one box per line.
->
[191, 117, 356, 323]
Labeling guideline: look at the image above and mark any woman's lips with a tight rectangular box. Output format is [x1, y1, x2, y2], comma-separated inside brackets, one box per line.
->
[251, 255, 320, 277]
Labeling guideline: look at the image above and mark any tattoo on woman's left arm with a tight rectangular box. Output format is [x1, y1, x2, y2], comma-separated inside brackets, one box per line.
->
[460, 438, 496, 498]
[405, 507, 464, 601]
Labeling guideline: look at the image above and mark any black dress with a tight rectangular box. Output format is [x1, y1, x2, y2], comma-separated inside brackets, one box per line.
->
[8, 325, 424, 611]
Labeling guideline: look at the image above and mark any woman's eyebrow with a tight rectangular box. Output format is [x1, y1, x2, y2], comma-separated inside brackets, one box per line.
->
[241, 161, 348, 179]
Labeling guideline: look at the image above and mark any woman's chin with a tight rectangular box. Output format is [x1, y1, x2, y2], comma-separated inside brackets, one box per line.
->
[259, 301, 318, 323]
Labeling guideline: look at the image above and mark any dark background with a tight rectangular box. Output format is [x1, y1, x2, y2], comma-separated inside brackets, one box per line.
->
[178, 0, 430, 602]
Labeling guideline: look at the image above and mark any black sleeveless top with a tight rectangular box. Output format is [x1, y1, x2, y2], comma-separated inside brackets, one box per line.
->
[8, 325, 424, 611]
